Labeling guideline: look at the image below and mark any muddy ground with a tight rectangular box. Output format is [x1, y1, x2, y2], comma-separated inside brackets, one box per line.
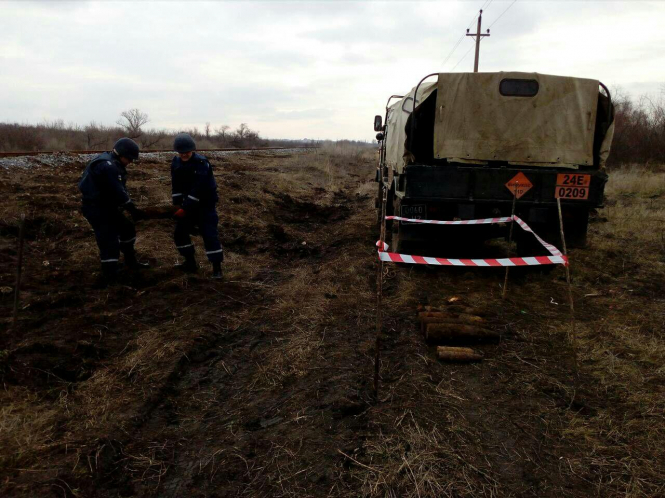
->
[1, 149, 663, 497]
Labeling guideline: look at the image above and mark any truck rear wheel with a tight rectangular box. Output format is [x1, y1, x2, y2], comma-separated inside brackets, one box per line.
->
[564, 210, 589, 248]
[390, 197, 412, 254]
[375, 182, 383, 225]
[391, 222, 414, 255]
[516, 232, 548, 258]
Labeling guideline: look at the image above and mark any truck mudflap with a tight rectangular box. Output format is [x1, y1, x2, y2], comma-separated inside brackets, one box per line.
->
[402, 164, 608, 207]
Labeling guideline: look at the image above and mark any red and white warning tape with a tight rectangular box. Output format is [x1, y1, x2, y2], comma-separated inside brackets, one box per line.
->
[376, 240, 389, 251]
[512, 216, 564, 259]
[377, 215, 567, 267]
[386, 216, 512, 225]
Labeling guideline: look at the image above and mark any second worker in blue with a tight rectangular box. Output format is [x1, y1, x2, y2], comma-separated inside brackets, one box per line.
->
[79, 137, 149, 285]
[171, 133, 224, 279]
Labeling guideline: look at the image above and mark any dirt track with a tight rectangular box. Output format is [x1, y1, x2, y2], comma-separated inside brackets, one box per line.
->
[1, 149, 664, 497]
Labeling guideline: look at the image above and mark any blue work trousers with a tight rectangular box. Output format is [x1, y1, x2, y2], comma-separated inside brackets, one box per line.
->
[81, 204, 136, 263]
[174, 209, 223, 263]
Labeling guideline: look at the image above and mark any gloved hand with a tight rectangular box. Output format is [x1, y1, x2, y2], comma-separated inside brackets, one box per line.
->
[174, 208, 187, 219]
[130, 209, 147, 222]
[125, 202, 146, 221]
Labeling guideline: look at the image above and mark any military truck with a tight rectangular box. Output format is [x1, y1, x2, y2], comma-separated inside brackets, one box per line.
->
[374, 72, 615, 254]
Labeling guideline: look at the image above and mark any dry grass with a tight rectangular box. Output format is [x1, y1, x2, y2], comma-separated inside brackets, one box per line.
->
[560, 168, 665, 496]
[274, 145, 374, 193]
[0, 391, 59, 469]
[2, 150, 663, 497]
[597, 164, 665, 262]
[246, 148, 375, 390]
[608, 164, 665, 197]
[348, 420, 499, 498]
[344, 163, 665, 497]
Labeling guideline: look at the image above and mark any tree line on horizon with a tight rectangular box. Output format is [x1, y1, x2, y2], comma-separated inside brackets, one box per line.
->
[1, 91, 663, 166]
[0, 108, 343, 153]
[609, 91, 665, 167]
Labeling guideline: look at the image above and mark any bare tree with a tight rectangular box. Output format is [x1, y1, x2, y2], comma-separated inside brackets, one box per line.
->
[84, 121, 107, 149]
[116, 108, 149, 139]
[139, 130, 167, 149]
[205, 122, 211, 138]
[43, 119, 65, 131]
[236, 123, 250, 140]
[216, 125, 230, 139]
[245, 129, 260, 146]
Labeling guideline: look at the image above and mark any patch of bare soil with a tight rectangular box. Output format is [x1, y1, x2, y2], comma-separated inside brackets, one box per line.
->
[0, 152, 663, 497]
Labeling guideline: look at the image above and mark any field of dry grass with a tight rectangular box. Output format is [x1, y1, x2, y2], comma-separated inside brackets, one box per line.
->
[0, 151, 663, 497]
[598, 165, 665, 260]
[346, 164, 665, 498]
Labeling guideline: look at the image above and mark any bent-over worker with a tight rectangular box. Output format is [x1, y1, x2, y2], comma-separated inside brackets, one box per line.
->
[78, 137, 149, 284]
[171, 133, 223, 279]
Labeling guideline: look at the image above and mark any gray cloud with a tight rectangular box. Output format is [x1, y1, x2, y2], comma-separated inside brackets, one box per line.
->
[1, 1, 664, 140]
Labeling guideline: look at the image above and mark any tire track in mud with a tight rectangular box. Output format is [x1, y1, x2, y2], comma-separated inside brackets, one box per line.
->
[110, 188, 379, 497]
[51, 282, 258, 498]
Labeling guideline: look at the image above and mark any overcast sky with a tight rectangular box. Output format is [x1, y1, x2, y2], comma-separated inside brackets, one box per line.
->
[2, 1, 664, 141]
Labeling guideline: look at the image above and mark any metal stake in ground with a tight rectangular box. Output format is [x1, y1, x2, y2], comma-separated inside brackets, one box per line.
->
[374, 183, 388, 399]
[557, 197, 579, 405]
[12, 214, 26, 329]
[502, 182, 519, 299]
[556, 199, 578, 353]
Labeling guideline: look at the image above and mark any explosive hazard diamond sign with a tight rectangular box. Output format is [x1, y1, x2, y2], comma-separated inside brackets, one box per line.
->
[505, 172, 533, 199]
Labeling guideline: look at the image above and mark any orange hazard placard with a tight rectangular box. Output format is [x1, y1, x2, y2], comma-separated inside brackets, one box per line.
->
[555, 173, 590, 200]
[505, 172, 533, 199]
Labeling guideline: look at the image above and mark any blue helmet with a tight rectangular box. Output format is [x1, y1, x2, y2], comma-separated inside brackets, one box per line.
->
[113, 138, 140, 161]
[174, 133, 196, 153]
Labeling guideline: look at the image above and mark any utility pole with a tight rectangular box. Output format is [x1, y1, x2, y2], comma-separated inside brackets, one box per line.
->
[466, 10, 490, 72]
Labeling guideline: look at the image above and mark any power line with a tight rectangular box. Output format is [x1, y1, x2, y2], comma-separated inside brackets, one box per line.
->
[449, 0, 517, 72]
[442, 0, 496, 69]
[488, 0, 517, 29]
[451, 44, 475, 71]
[442, 35, 466, 68]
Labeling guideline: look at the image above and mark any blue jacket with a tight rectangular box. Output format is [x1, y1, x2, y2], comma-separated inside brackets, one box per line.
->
[171, 153, 218, 210]
[79, 152, 132, 209]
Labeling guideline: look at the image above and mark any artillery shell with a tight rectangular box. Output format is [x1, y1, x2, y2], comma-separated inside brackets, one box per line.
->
[436, 346, 483, 362]
[419, 315, 484, 335]
[425, 323, 498, 342]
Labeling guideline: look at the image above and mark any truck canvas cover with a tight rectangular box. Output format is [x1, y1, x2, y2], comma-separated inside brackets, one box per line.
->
[434, 72, 600, 169]
[386, 81, 437, 174]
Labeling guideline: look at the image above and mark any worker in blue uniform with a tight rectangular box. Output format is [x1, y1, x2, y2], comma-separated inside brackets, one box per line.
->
[78, 137, 149, 285]
[171, 133, 223, 279]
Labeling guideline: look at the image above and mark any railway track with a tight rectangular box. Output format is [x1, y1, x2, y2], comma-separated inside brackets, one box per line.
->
[0, 146, 318, 158]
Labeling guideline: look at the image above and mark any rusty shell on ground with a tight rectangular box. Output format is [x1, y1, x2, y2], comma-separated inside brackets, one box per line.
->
[418, 312, 484, 323]
[425, 323, 499, 342]
[419, 316, 485, 336]
[418, 305, 482, 315]
[437, 346, 483, 362]
[418, 311, 448, 319]
[418, 311, 485, 323]
[418, 303, 463, 311]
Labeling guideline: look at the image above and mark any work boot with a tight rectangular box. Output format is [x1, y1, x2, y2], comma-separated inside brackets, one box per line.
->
[175, 255, 198, 273]
[124, 249, 150, 269]
[211, 261, 223, 280]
